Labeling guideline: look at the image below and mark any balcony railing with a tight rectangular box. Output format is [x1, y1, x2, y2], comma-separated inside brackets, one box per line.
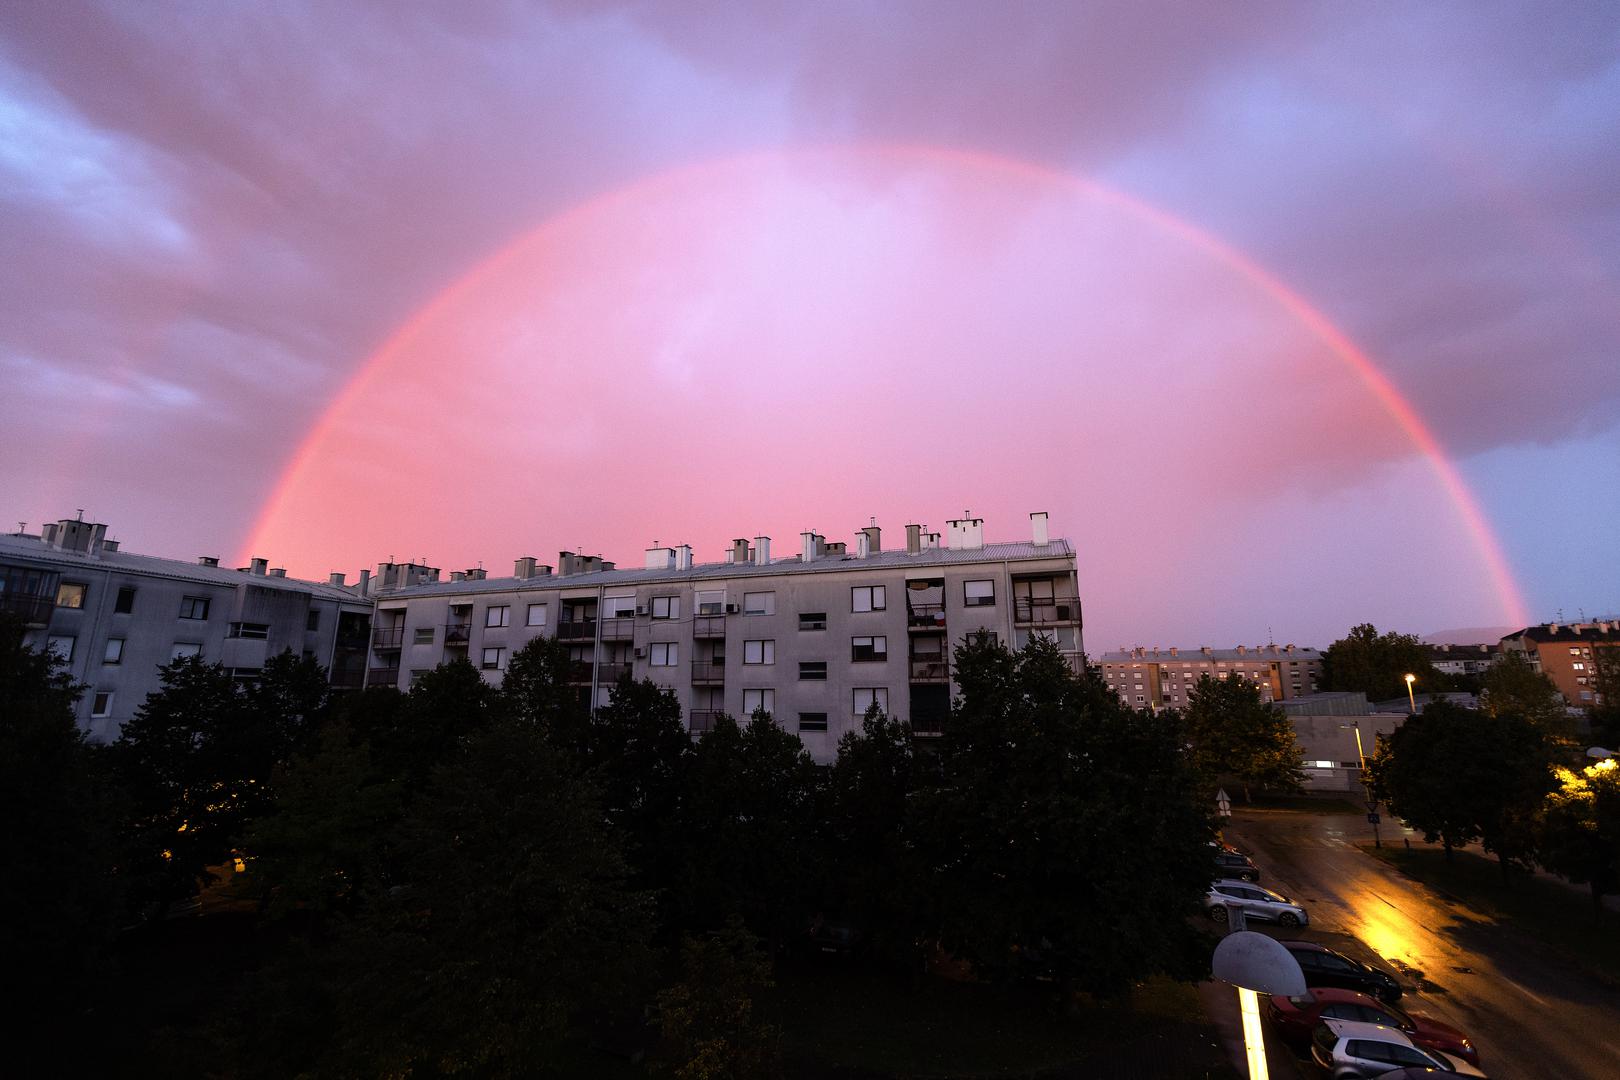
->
[907, 603, 946, 629]
[598, 660, 633, 684]
[365, 665, 401, 688]
[0, 594, 54, 626]
[909, 657, 950, 682]
[910, 709, 948, 737]
[371, 626, 405, 650]
[444, 623, 471, 644]
[689, 710, 721, 735]
[556, 621, 597, 641]
[691, 660, 726, 685]
[599, 617, 634, 641]
[1013, 598, 1082, 625]
[693, 615, 727, 639]
[566, 660, 595, 682]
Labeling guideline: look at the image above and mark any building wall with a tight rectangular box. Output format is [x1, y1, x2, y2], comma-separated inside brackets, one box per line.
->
[1289, 712, 1405, 793]
[1097, 645, 1323, 710]
[1502, 622, 1620, 707]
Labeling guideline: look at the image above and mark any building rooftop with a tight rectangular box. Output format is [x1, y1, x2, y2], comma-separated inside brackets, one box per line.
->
[381, 538, 1076, 600]
[1503, 621, 1620, 645]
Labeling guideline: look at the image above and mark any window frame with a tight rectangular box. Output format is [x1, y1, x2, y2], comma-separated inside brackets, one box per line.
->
[851, 635, 888, 662]
[103, 637, 125, 665]
[481, 646, 505, 670]
[114, 586, 136, 615]
[179, 595, 210, 620]
[964, 579, 995, 607]
[743, 639, 776, 665]
[55, 581, 87, 609]
[413, 627, 435, 645]
[742, 591, 775, 616]
[526, 602, 548, 627]
[851, 585, 886, 612]
[649, 642, 678, 667]
[172, 642, 203, 660]
[91, 691, 113, 718]
[742, 688, 775, 718]
[798, 712, 829, 732]
[47, 635, 75, 662]
[485, 605, 511, 628]
[852, 687, 889, 716]
[650, 595, 680, 620]
[799, 660, 827, 681]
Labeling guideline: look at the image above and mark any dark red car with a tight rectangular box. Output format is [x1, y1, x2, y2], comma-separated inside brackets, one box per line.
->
[1267, 987, 1480, 1068]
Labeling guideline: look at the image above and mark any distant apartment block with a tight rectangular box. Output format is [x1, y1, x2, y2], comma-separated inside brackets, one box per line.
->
[1500, 620, 1619, 707]
[1096, 643, 1323, 710]
[1423, 642, 1501, 678]
[1, 515, 373, 740]
[366, 513, 1081, 761]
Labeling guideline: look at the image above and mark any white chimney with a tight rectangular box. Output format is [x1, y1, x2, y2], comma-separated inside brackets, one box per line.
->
[250, 557, 268, 576]
[801, 531, 818, 563]
[1031, 511, 1049, 547]
[644, 546, 676, 570]
[921, 531, 939, 551]
[753, 536, 771, 566]
[945, 517, 984, 550]
[859, 523, 881, 554]
[856, 532, 871, 558]
[675, 544, 693, 571]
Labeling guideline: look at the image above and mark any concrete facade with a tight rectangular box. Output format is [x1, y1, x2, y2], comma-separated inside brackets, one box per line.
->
[1423, 642, 1502, 679]
[1, 516, 374, 741]
[367, 513, 1081, 762]
[1500, 621, 1619, 707]
[1277, 693, 1407, 793]
[1096, 644, 1323, 710]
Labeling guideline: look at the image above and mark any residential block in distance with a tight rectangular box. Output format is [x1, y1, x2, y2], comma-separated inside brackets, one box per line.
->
[1096, 643, 1323, 710]
[366, 512, 1081, 761]
[1500, 619, 1619, 707]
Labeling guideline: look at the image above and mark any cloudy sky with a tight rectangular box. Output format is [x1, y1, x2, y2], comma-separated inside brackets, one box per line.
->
[2, 2, 1616, 649]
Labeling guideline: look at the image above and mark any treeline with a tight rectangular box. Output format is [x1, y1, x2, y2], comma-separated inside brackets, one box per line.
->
[2, 618, 1219, 1077]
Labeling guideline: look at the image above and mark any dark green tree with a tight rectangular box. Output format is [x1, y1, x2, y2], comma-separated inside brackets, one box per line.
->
[1182, 672, 1305, 802]
[1535, 759, 1620, 923]
[1322, 623, 1444, 703]
[916, 635, 1215, 993]
[655, 916, 782, 1080]
[372, 656, 500, 786]
[502, 634, 592, 761]
[1481, 650, 1574, 741]
[1589, 647, 1620, 749]
[0, 614, 122, 1055]
[591, 674, 691, 905]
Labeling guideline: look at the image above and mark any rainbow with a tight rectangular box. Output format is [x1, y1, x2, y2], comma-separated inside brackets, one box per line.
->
[246, 143, 1530, 626]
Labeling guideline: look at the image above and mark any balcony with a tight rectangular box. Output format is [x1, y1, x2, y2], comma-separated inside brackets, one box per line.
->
[691, 660, 726, 685]
[567, 660, 595, 683]
[1013, 598, 1082, 625]
[0, 594, 54, 626]
[907, 603, 947, 630]
[598, 660, 633, 684]
[365, 665, 401, 689]
[444, 623, 471, 645]
[911, 709, 948, 737]
[693, 615, 726, 639]
[371, 626, 405, 650]
[556, 621, 597, 641]
[599, 617, 634, 641]
[909, 657, 950, 682]
[689, 710, 721, 735]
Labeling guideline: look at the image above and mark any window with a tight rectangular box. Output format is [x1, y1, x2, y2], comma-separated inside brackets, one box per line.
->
[742, 688, 775, 717]
[47, 635, 74, 661]
[853, 687, 889, 716]
[526, 603, 548, 627]
[695, 590, 724, 615]
[799, 611, 827, 631]
[114, 586, 136, 614]
[964, 580, 994, 606]
[180, 595, 210, 620]
[481, 646, 504, 670]
[744, 639, 775, 665]
[743, 592, 774, 616]
[414, 627, 435, 645]
[798, 712, 829, 732]
[306, 610, 320, 632]
[228, 622, 270, 639]
[851, 585, 885, 612]
[172, 642, 202, 660]
[91, 692, 113, 717]
[651, 595, 680, 619]
[604, 596, 636, 618]
[799, 661, 827, 681]
[1573, 662, 1586, 671]
[650, 642, 678, 667]
[486, 605, 510, 628]
[851, 635, 888, 662]
[55, 581, 86, 608]
[967, 629, 998, 647]
[103, 638, 124, 665]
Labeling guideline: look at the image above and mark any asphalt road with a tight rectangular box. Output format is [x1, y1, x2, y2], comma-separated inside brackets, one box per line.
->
[1222, 806, 1620, 1080]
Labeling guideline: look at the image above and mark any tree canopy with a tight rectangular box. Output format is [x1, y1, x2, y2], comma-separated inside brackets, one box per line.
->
[1181, 672, 1304, 801]
[1321, 623, 1443, 703]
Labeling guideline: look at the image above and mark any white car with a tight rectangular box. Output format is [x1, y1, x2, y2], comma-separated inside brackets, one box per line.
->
[1310, 1017, 1487, 1078]
[1204, 881, 1308, 928]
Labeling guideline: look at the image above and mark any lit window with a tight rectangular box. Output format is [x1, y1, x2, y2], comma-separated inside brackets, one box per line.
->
[852, 636, 888, 662]
[742, 688, 775, 717]
[481, 646, 505, 670]
[103, 638, 124, 665]
[485, 605, 510, 628]
[852, 585, 886, 612]
[743, 592, 774, 616]
[527, 603, 548, 627]
[853, 687, 889, 716]
[744, 639, 775, 665]
[650, 642, 678, 667]
[651, 595, 680, 619]
[55, 582, 86, 608]
[963, 580, 994, 607]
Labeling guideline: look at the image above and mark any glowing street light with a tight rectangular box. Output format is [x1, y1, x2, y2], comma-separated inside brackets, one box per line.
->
[1403, 672, 1417, 713]
[1212, 931, 1306, 1080]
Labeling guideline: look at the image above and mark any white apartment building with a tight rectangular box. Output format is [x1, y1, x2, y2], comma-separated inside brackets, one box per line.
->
[368, 513, 1081, 761]
[1, 515, 374, 740]
[1097, 643, 1323, 710]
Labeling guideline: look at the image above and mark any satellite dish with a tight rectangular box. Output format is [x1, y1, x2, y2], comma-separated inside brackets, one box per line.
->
[1212, 931, 1307, 996]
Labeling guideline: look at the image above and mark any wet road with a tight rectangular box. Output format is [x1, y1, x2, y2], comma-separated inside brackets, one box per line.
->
[1223, 807, 1620, 1080]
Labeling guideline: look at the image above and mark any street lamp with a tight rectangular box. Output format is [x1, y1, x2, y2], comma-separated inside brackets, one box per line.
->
[1404, 672, 1417, 713]
[1212, 931, 1307, 1080]
[1343, 720, 1382, 849]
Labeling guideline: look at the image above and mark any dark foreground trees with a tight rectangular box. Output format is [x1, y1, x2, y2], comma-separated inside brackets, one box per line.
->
[1182, 672, 1304, 802]
[1322, 623, 1443, 702]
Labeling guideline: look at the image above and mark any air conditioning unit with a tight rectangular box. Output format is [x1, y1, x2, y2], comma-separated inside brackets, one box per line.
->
[635, 606, 648, 617]
[725, 603, 740, 614]
[634, 646, 647, 659]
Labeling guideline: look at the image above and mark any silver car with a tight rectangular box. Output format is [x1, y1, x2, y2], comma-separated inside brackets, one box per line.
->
[1204, 881, 1308, 928]
[1310, 1018, 1486, 1078]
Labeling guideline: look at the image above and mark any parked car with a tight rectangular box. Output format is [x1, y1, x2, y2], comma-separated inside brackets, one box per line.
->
[1310, 1018, 1485, 1077]
[1214, 850, 1261, 881]
[1204, 881, 1308, 927]
[1267, 987, 1479, 1067]
[1277, 940, 1401, 1002]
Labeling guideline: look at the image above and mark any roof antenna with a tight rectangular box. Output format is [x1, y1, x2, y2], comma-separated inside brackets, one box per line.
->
[76, 508, 84, 521]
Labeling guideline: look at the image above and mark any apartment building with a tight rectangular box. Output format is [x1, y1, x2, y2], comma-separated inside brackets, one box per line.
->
[1501, 620, 1619, 707]
[1, 515, 374, 740]
[1423, 642, 1502, 679]
[367, 513, 1081, 761]
[1096, 643, 1323, 710]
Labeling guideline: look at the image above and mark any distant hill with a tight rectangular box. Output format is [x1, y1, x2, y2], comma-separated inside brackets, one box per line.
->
[1423, 626, 1519, 646]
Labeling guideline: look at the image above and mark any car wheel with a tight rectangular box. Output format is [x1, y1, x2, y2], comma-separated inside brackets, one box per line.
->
[1208, 906, 1229, 922]
[1277, 912, 1300, 927]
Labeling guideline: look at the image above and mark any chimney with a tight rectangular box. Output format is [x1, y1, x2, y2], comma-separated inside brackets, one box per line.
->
[269, 567, 287, 578]
[1030, 511, 1049, 547]
[825, 541, 846, 556]
[467, 568, 487, 581]
[945, 517, 984, 551]
[1285, 644, 1295, 653]
[731, 538, 750, 565]
[1201, 646, 1212, 656]
[99, 539, 119, 553]
[1549, 623, 1560, 634]
[675, 544, 692, 571]
[41, 523, 58, 546]
[1170, 646, 1178, 657]
[451, 571, 466, 582]
[558, 551, 577, 576]
[906, 524, 922, 555]
[250, 557, 268, 576]
[753, 536, 771, 566]
[328, 572, 345, 587]
[515, 556, 537, 579]
[644, 547, 675, 571]
[358, 569, 371, 596]
[860, 522, 881, 554]
[856, 531, 871, 558]
[1236, 645, 1246, 654]
[801, 531, 818, 564]
[922, 531, 940, 550]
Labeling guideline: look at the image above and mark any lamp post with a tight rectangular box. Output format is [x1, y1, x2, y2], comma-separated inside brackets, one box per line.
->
[1212, 931, 1307, 1080]
[1404, 672, 1417, 713]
